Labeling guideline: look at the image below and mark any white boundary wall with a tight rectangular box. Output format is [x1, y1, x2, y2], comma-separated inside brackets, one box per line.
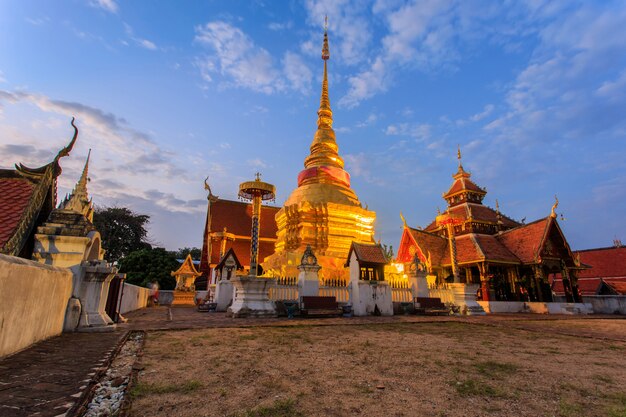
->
[584, 296, 626, 315]
[0, 254, 73, 358]
[119, 283, 150, 314]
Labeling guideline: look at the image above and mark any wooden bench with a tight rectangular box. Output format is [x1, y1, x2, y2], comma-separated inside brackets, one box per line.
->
[413, 297, 450, 316]
[300, 296, 342, 317]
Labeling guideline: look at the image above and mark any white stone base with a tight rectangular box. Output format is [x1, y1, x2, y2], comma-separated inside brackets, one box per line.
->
[227, 276, 276, 318]
[351, 281, 393, 317]
[478, 301, 594, 315]
[450, 283, 486, 315]
[215, 280, 234, 312]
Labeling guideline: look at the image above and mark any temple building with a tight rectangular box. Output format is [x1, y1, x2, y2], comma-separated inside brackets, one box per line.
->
[196, 180, 279, 289]
[0, 120, 78, 259]
[396, 149, 583, 303]
[263, 23, 376, 277]
[553, 244, 626, 297]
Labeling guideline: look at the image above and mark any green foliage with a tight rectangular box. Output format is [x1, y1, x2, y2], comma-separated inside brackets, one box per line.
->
[93, 206, 151, 262]
[119, 247, 178, 290]
[382, 244, 394, 261]
[175, 247, 202, 260]
[474, 360, 519, 378]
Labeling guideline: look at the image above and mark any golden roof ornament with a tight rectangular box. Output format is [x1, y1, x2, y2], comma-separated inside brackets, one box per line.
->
[550, 195, 559, 218]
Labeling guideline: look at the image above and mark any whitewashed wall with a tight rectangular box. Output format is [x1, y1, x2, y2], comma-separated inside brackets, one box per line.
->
[0, 254, 73, 358]
[584, 296, 626, 315]
[119, 283, 150, 314]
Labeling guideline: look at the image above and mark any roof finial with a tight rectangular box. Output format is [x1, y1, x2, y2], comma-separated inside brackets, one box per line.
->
[400, 212, 408, 228]
[550, 195, 559, 218]
[457, 144, 465, 172]
[322, 15, 329, 60]
[495, 199, 500, 213]
[255, 172, 262, 181]
[55, 117, 78, 162]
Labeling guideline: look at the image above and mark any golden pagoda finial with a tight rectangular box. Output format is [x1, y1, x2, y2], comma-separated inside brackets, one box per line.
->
[302, 17, 344, 171]
[255, 172, 262, 181]
[400, 212, 408, 228]
[457, 144, 465, 172]
[495, 199, 500, 214]
[550, 195, 559, 218]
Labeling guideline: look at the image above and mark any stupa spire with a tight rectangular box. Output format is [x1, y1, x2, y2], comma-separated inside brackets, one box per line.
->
[60, 149, 94, 222]
[304, 17, 343, 170]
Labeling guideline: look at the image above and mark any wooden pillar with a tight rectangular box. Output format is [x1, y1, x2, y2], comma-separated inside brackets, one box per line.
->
[478, 262, 490, 302]
[533, 265, 544, 302]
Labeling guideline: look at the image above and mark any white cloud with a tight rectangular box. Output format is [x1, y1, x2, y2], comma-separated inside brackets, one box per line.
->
[339, 57, 387, 108]
[90, 0, 118, 13]
[469, 104, 495, 122]
[123, 23, 158, 51]
[356, 113, 379, 128]
[0, 71, 5, 84]
[283, 52, 313, 93]
[303, 0, 372, 65]
[138, 39, 157, 51]
[195, 21, 282, 94]
[268, 21, 293, 31]
[247, 158, 267, 168]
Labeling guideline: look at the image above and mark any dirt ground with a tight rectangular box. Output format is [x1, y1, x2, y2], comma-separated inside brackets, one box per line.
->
[130, 319, 626, 417]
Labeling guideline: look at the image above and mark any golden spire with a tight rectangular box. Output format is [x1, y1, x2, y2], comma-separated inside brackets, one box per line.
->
[60, 149, 94, 222]
[304, 17, 344, 170]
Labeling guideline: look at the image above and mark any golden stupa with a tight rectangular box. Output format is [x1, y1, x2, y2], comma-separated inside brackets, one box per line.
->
[264, 22, 376, 277]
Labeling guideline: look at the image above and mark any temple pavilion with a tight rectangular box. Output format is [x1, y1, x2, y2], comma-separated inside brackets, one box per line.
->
[396, 149, 584, 303]
[196, 181, 279, 289]
[263, 23, 376, 277]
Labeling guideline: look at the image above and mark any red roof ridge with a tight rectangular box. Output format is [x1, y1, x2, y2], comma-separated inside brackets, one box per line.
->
[575, 246, 626, 253]
[468, 234, 486, 259]
[497, 216, 549, 235]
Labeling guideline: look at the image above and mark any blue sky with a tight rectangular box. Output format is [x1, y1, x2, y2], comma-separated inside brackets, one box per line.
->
[1, 0, 625, 252]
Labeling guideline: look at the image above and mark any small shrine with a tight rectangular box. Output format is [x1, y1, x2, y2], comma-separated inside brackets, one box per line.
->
[171, 254, 201, 306]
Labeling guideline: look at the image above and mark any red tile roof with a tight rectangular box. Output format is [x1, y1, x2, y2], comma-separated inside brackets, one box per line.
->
[210, 199, 279, 238]
[199, 198, 279, 275]
[575, 247, 626, 279]
[496, 218, 550, 263]
[552, 278, 601, 296]
[405, 227, 448, 265]
[443, 177, 486, 199]
[347, 242, 389, 265]
[0, 177, 36, 250]
[604, 279, 626, 295]
[424, 203, 519, 232]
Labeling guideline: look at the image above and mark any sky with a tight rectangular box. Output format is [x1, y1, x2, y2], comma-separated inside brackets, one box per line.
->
[0, 0, 625, 253]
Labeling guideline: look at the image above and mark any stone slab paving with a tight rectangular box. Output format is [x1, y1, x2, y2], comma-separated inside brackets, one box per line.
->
[0, 332, 124, 417]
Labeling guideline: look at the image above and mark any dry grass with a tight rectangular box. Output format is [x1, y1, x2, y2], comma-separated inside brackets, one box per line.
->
[130, 320, 626, 417]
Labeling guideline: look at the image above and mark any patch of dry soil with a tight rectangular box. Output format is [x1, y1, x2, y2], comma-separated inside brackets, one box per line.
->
[130, 321, 626, 417]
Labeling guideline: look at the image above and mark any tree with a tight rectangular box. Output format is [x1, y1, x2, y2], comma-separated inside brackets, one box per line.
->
[382, 244, 395, 262]
[118, 247, 179, 290]
[93, 206, 151, 262]
[175, 247, 202, 260]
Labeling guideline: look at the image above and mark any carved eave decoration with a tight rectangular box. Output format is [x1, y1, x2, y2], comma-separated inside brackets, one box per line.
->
[0, 118, 78, 256]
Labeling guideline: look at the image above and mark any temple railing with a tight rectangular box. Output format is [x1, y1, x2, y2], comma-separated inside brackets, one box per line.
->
[428, 287, 456, 305]
[319, 285, 350, 303]
[268, 277, 298, 301]
[385, 273, 413, 302]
